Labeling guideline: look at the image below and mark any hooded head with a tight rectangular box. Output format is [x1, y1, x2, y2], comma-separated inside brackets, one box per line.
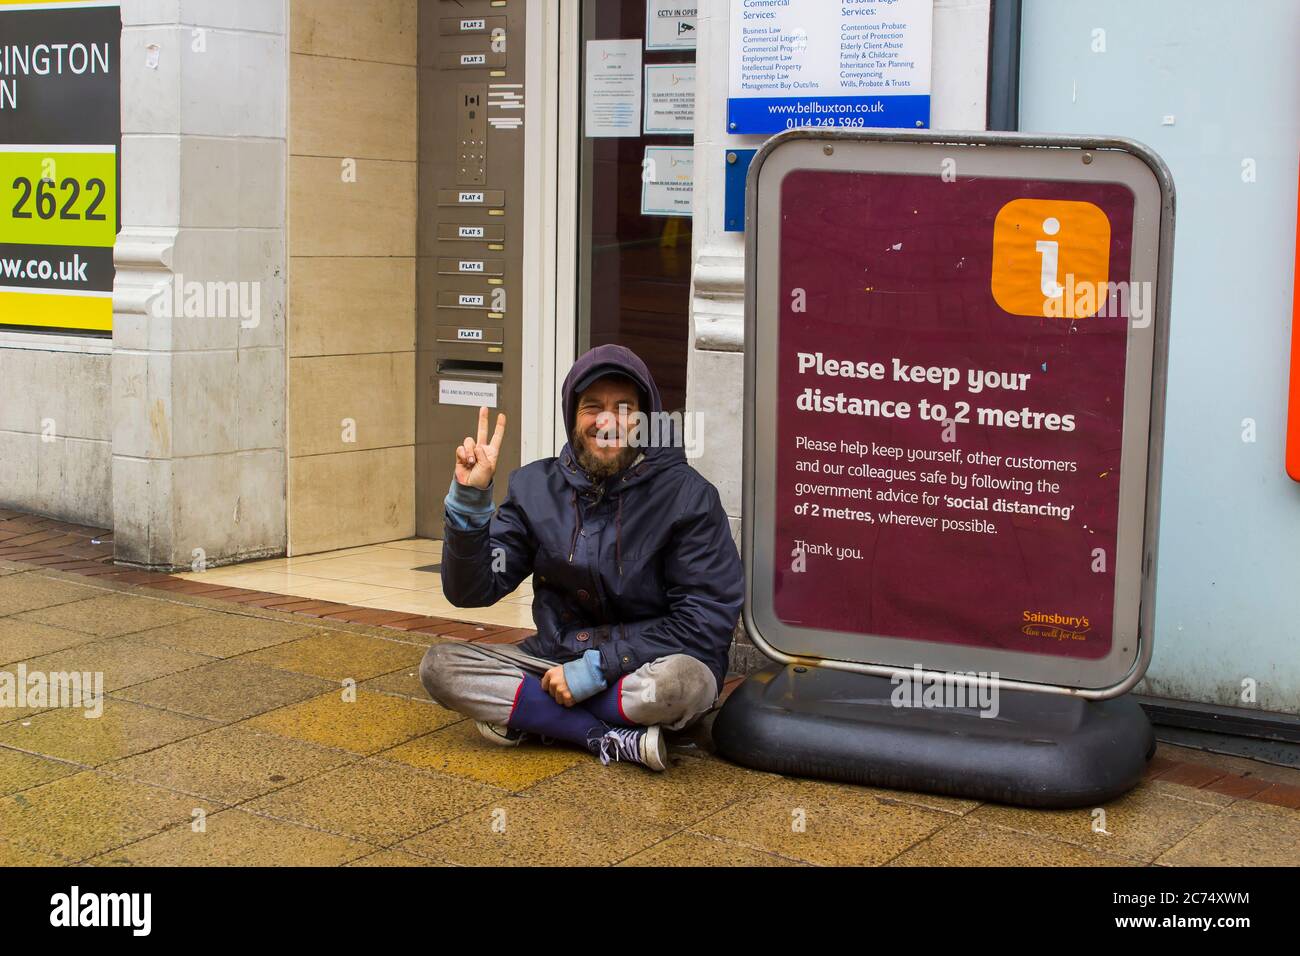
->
[560, 345, 675, 483]
[560, 344, 661, 432]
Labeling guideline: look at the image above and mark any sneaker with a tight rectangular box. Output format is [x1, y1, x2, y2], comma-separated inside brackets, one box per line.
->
[475, 720, 526, 747]
[590, 725, 668, 772]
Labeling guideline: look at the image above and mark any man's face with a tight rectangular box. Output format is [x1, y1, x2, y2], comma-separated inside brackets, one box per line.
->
[572, 375, 641, 479]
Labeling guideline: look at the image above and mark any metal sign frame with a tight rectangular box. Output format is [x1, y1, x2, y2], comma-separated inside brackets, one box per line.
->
[743, 128, 1176, 700]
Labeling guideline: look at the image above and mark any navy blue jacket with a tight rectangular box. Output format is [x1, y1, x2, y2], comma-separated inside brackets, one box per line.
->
[440, 345, 744, 692]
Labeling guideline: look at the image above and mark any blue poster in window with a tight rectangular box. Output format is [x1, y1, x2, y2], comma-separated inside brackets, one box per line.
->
[727, 0, 932, 134]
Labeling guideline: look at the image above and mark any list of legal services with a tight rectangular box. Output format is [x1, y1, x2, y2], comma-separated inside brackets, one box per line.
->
[727, 0, 931, 132]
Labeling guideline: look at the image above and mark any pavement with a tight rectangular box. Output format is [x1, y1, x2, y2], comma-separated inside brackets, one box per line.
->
[1, 559, 1298, 867]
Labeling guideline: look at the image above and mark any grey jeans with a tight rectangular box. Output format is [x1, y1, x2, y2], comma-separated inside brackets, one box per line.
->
[419, 641, 718, 731]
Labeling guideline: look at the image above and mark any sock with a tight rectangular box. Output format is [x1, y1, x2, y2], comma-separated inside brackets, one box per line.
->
[506, 675, 610, 749]
[582, 677, 638, 728]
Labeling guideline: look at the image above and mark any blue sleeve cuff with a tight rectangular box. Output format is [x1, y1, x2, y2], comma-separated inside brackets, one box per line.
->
[563, 649, 608, 703]
[444, 479, 495, 531]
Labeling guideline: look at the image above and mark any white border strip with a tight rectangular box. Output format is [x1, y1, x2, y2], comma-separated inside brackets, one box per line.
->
[0, 328, 111, 353]
[0, 144, 117, 153]
[0, 2, 120, 11]
[0, 285, 112, 298]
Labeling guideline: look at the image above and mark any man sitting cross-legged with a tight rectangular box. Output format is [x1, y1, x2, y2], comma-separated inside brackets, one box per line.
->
[420, 345, 744, 772]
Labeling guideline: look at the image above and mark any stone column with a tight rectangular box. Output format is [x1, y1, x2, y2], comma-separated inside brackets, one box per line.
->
[111, 0, 288, 570]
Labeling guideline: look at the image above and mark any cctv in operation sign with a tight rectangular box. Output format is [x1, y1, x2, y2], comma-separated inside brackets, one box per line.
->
[744, 130, 1174, 695]
[0, 0, 121, 334]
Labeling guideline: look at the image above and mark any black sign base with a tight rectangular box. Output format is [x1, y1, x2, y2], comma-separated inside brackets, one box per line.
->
[711, 665, 1154, 809]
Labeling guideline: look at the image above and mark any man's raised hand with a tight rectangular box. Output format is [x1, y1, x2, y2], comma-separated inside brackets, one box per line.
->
[454, 406, 506, 490]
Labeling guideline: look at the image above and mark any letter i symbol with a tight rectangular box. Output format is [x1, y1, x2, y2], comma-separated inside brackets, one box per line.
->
[1035, 217, 1063, 299]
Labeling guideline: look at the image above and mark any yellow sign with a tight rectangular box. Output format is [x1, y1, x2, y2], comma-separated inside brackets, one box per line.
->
[0, 288, 111, 331]
[0, 149, 117, 248]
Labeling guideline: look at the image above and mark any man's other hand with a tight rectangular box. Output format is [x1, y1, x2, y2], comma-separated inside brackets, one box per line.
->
[454, 406, 506, 490]
[541, 665, 574, 707]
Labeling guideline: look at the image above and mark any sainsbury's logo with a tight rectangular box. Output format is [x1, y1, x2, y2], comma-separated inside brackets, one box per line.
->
[1021, 609, 1092, 642]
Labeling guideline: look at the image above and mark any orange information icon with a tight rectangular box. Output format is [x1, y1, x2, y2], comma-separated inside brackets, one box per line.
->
[991, 198, 1112, 319]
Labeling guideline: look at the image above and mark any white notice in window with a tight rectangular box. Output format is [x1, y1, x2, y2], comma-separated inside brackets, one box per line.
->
[584, 39, 642, 138]
[641, 146, 694, 217]
[646, 0, 697, 51]
[644, 63, 695, 135]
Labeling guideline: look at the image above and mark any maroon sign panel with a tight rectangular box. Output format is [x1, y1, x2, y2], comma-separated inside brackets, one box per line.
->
[774, 170, 1136, 660]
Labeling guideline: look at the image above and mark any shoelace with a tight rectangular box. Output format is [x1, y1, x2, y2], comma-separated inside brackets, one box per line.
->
[593, 727, 643, 766]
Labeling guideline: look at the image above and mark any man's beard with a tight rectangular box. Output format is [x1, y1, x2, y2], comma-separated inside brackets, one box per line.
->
[571, 422, 639, 481]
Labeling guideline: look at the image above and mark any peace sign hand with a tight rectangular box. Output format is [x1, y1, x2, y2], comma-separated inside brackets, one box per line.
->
[454, 406, 507, 490]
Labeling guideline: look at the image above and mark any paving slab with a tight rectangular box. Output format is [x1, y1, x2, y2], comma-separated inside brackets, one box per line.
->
[88, 808, 375, 867]
[0, 770, 215, 863]
[688, 776, 953, 866]
[890, 817, 1140, 866]
[238, 630, 428, 682]
[346, 848, 450, 867]
[0, 617, 105, 666]
[113, 659, 334, 723]
[15, 591, 207, 637]
[0, 698, 216, 766]
[618, 831, 805, 867]
[521, 753, 779, 827]
[0, 837, 66, 865]
[0, 747, 81, 797]
[1155, 741, 1300, 789]
[966, 780, 1227, 863]
[242, 757, 503, 847]
[99, 725, 357, 805]
[7, 636, 213, 695]
[242, 690, 462, 755]
[0, 575, 103, 616]
[855, 784, 983, 817]
[0, 696, 50, 726]
[378, 719, 587, 791]
[358, 666, 430, 701]
[398, 794, 676, 866]
[1154, 800, 1300, 867]
[1145, 777, 1237, 808]
[128, 613, 334, 658]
